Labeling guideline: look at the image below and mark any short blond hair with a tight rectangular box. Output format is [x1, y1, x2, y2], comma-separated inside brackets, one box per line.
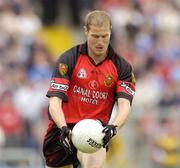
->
[84, 10, 112, 31]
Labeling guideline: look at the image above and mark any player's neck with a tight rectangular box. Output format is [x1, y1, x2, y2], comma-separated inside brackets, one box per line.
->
[88, 51, 107, 65]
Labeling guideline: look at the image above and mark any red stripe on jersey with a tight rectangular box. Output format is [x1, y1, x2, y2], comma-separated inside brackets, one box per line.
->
[62, 54, 118, 124]
[117, 80, 135, 96]
[48, 78, 69, 94]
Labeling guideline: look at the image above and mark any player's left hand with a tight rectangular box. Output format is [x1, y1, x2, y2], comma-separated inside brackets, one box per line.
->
[59, 126, 73, 154]
[102, 124, 117, 148]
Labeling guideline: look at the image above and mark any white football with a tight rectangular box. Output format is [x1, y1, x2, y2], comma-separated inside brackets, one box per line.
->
[71, 119, 104, 153]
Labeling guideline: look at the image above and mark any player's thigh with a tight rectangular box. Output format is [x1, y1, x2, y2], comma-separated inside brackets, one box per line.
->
[45, 165, 73, 168]
[77, 148, 106, 168]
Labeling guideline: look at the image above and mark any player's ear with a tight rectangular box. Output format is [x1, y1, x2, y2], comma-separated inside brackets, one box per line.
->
[84, 26, 88, 35]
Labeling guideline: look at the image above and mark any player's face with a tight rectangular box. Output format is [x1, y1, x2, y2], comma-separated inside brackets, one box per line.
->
[85, 24, 111, 58]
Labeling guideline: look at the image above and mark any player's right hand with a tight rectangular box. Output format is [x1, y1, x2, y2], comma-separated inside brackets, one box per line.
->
[59, 126, 73, 154]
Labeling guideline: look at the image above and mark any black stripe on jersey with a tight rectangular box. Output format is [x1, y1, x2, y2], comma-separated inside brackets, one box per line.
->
[55, 45, 81, 79]
[46, 45, 81, 100]
[110, 53, 133, 82]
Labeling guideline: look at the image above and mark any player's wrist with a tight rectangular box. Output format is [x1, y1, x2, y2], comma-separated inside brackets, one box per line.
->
[61, 125, 68, 129]
[108, 124, 118, 137]
[60, 126, 71, 135]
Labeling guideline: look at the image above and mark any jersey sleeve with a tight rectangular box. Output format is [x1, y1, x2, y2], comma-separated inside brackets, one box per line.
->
[116, 57, 136, 105]
[46, 47, 78, 101]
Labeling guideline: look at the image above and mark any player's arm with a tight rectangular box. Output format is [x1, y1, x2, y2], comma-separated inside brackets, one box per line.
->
[46, 46, 78, 125]
[102, 98, 131, 148]
[46, 47, 79, 154]
[49, 96, 66, 128]
[113, 59, 135, 129]
[112, 98, 131, 129]
[102, 57, 135, 147]
[48, 96, 72, 154]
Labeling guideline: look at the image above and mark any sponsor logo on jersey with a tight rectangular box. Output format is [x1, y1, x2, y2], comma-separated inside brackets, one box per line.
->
[88, 80, 99, 90]
[59, 63, 68, 76]
[104, 74, 113, 87]
[77, 68, 87, 79]
[120, 82, 135, 96]
[51, 80, 69, 91]
[73, 85, 108, 105]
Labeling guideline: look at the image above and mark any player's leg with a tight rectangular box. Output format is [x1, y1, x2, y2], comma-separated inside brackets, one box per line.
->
[77, 148, 106, 168]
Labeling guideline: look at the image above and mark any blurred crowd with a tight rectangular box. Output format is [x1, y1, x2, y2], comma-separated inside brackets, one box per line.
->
[0, 0, 179, 167]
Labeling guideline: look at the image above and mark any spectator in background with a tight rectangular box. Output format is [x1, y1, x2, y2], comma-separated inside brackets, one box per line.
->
[0, 90, 23, 146]
[27, 41, 54, 83]
[151, 118, 180, 168]
[13, 42, 53, 122]
[40, 0, 95, 26]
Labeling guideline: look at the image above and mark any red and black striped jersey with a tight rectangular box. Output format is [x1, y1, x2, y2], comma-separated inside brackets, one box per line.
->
[47, 43, 135, 124]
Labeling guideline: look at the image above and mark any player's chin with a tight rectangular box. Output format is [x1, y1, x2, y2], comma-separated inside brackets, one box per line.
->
[95, 51, 106, 57]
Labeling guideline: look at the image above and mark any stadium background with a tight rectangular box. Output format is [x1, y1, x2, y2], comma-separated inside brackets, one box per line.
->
[0, 0, 179, 167]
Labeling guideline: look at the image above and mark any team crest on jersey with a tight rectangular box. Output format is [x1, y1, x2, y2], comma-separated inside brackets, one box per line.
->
[88, 80, 99, 90]
[104, 74, 113, 87]
[77, 68, 87, 79]
[59, 63, 68, 76]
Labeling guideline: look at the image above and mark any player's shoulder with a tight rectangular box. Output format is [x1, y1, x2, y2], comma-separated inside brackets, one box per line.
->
[110, 47, 134, 81]
[109, 46, 132, 70]
[56, 43, 82, 64]
[59, 44, 80, 58]
[116, 54, 131, 67]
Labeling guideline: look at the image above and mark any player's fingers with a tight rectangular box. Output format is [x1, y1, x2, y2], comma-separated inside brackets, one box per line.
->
[65, 138, 73, 151]
[102, 139, 109, 148]
[102, 127, 109, 133]
[62, 140, 73, 154]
